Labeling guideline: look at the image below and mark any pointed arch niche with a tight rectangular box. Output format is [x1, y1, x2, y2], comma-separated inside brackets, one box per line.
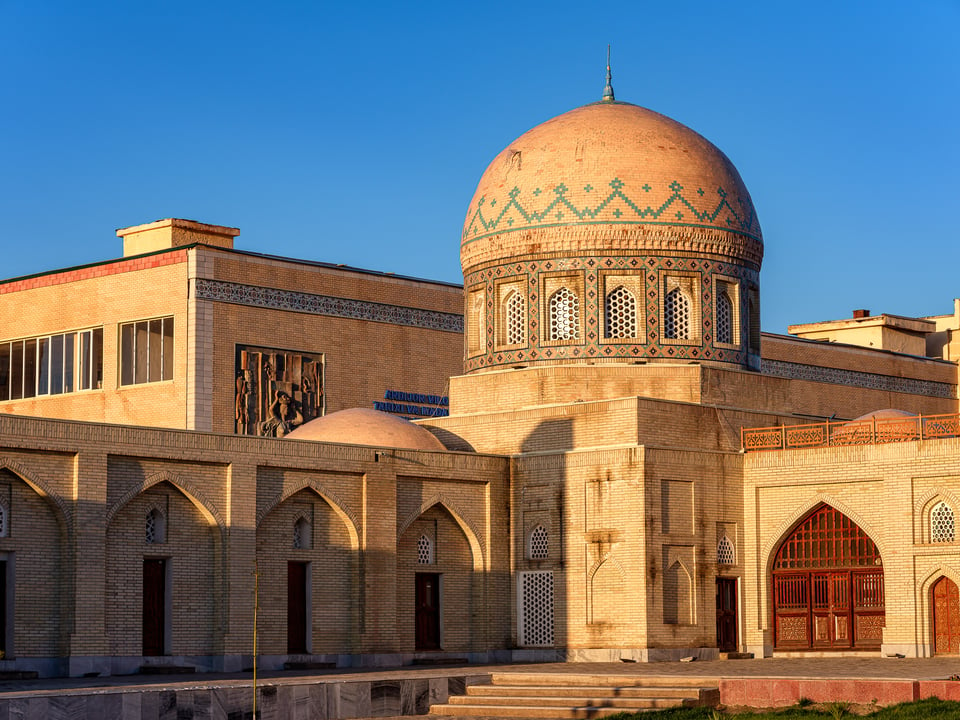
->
[772, 503, 884, 650]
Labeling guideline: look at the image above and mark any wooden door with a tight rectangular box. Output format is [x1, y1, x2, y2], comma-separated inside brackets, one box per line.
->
[415, 573, 440, 650]
[811, 572, 851, 648]
[0, 560, 7, 657]
[933, 576, 960, 655]
[287, 562, 308, 654]
[142, 559, 165, 656]
[716, 578, 738, 652]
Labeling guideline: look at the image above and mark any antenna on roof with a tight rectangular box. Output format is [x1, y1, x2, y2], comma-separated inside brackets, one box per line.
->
[602, 45, 615, 102]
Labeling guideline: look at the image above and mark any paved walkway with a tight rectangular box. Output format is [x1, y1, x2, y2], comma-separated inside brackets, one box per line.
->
[0, 657, 957, 698]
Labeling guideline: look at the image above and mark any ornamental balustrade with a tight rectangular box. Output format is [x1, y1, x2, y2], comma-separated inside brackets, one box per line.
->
[742, 413, 960, 452]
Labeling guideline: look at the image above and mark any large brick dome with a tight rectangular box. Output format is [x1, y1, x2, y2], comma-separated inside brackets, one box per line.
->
[461, 101, 762, 273]
[460, 97, 764, 375]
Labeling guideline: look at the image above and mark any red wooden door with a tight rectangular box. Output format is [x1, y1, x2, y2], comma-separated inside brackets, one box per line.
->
[934, 577, 960, 655]
[142, 559, 165, 656]
[415, 573, 440, 650]
[716, 578, 738, 652]
[811, 572, 851, 647]
[287, 562, 308, 654]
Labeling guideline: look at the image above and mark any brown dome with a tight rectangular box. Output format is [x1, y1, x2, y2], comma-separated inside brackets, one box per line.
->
[847, 409, 916, 424]
[285, 408, 446, 451]
[461, 101, 762, 272]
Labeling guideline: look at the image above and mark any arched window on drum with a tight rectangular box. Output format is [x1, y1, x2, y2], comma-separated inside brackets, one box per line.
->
[664, 287, 691, 340]
[604, 285, 637, 339]
[503, 290, 526, 346]
[549, 288, 580, 341]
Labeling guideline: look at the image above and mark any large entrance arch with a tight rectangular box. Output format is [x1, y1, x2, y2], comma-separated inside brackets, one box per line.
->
[773, 504, 885, 650]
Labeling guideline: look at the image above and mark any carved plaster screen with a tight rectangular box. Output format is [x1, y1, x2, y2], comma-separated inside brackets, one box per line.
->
[549, 288, 580, 341]
[931, 501, 955, 543]
[664, 287, 690, 340]
[529, 525, 549, 559]
[417, 535, 433, 564]
[605, 286, 637, 339]
[716, 290, 733, 344]
[235, 346, 324, 436]
[717, 535, 735, 565]
[505, 291, 525, 346]
[518, 570, 555, 646]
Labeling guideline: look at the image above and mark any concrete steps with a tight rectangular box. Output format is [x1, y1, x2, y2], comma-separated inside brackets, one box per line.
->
[429, 671, 720, 718]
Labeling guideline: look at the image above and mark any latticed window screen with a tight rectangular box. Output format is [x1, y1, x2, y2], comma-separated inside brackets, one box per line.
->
[716, 290, 733, 344]
[519, 571, 555, 646]
[529, 525, 549, 559]
[774, 504, 880, 570]
[664, 287, 690, 340]
[505, 291, 525, 345]
[605, 286, 637, 338]
[0, 504, 8, 537]
[145, 509, 164, 544]
[931, 501, 955, 543]
[293, 517, 312, 549]
[717, 535, 735, 565]
[549, 288, 580, 341]
[417, 534, 433, 564]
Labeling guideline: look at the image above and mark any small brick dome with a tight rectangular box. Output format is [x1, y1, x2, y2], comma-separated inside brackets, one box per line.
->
[285, 408, 446, 451]
[461, 101, 762, 273]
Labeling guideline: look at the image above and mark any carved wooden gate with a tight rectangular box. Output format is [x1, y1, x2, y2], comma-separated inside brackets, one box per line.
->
[933, 576, 960, 655]
[773, 504, 885, 650]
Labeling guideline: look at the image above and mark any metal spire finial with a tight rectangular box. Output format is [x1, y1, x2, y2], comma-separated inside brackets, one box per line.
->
[602, 45, 615, 102]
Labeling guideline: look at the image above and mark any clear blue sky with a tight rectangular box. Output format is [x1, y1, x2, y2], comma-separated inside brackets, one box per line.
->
[2, 1, 958, 334]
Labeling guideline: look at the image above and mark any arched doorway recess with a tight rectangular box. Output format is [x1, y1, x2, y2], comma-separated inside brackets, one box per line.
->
[773, 504, 884, 650]
[933, 576, 960, 655]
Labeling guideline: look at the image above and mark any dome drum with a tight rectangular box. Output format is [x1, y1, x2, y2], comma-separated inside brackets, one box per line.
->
[464, 252, 760, 373]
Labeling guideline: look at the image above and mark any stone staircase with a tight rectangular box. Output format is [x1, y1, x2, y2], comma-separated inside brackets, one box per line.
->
[429, 671, 720, 718]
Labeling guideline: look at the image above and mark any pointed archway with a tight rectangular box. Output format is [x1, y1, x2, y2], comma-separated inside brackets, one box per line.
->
[772, 503, 885, 650]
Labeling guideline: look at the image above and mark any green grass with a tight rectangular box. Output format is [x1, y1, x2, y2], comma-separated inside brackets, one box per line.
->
[602, 697, 960, 719]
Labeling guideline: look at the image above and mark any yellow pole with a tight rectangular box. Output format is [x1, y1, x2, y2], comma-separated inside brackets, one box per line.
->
[253, 560, 259, 719]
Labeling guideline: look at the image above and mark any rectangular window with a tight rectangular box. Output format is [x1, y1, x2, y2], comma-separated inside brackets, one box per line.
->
[0, 344, 8, 402]
[79, 328, 103, 390]
[10, 342, 23, 400]
[120, 317, 174, 386]
[22, 340, 36, 399]
[0, 329, 103, 401]
[37, 337, 50, 396]
[63, 333, 74, 393]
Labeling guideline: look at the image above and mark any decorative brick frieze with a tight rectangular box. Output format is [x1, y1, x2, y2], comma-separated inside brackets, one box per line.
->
[193, 279, 464, 333]
[761, 359, 955, 399]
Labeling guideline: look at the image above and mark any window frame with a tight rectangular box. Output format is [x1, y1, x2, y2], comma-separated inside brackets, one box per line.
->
[600, 272, 645, 343]
[660, 273, 701, 346]
[119, 316, 175, 387]
[0, 327, 104, 401]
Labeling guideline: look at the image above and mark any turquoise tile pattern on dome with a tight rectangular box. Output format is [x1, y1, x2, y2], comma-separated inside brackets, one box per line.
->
[462, 178, 761, 246]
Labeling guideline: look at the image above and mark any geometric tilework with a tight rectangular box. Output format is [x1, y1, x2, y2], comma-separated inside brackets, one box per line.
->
[462, 178, 761, 246]
[465, 253, 759, 373]
[194, 279, 464, 333]
[761, 359, 956, 399]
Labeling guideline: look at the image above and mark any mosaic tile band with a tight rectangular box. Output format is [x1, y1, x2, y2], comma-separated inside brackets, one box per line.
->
[761, 359, 955, 399]
[194, 279, 464, 333]
[464, 253, 760, 373]
[462, 178, 761, 246]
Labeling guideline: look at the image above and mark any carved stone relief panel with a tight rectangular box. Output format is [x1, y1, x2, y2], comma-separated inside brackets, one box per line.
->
[235, 346, 324, 436]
